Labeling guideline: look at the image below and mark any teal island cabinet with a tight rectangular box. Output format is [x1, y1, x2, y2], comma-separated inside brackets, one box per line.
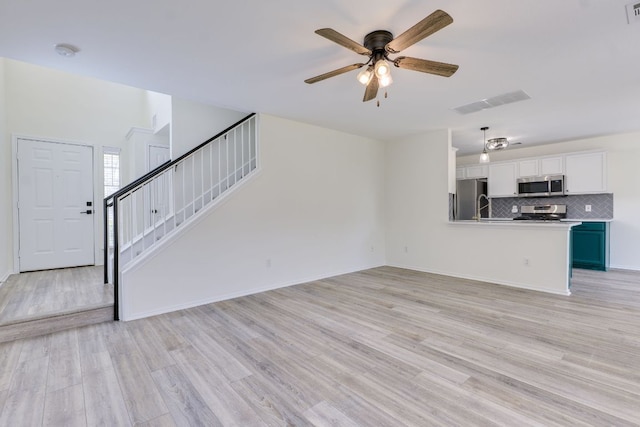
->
[571, 222, 610, 271]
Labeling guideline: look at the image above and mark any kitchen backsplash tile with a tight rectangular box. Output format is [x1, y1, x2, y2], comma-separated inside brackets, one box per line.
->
[491, 193, 613, 219]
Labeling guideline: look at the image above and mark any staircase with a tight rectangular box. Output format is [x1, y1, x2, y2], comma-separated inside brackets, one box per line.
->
[104, 114, 258, 319]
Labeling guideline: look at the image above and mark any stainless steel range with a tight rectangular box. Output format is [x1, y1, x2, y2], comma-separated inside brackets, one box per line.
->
[513, 204, 567, 221]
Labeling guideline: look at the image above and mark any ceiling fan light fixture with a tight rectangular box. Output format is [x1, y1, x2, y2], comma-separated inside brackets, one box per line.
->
[486, 137, 509, 150]
[304, 10, 458, 104]
[356, 66, 374, 85]
[379, 74, 393, 88]
[374, 59, 391, 78]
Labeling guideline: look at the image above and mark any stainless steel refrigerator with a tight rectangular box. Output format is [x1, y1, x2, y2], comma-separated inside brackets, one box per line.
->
[455, 179, 488, 220]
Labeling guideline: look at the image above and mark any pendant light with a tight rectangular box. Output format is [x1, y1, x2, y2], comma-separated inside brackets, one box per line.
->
[479, 126, 490, 163]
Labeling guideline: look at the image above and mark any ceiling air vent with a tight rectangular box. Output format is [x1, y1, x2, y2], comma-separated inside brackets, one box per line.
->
[627, 2, 640, 24]
[452, 90, 531, 115]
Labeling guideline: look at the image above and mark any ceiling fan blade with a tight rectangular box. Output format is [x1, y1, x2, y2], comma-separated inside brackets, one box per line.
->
[363, 76, 379, 102]
[315, 28, 372, 56]
[394, 56, 459, 77]
[304, 63, 366, 84]
[385, 9, 453, 54]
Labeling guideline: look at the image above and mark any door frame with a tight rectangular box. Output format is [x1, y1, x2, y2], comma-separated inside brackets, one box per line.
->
[12, 134, 97, 273]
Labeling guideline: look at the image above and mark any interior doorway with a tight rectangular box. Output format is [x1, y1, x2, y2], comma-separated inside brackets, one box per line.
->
[148, 144, 170, 170]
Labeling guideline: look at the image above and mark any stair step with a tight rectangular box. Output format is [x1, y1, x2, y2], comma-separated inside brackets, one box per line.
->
[0, 304, 113, 343]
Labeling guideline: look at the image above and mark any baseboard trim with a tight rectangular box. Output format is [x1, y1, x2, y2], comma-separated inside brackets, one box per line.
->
[386, 263, 572, 296]
[0, 271, 13, 285]
[609, 264, 640, 272]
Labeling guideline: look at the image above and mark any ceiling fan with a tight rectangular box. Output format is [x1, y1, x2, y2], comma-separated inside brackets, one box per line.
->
[304, 9, 459, 103]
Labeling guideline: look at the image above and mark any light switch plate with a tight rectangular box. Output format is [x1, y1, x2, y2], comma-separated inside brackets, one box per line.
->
[585, 205, 592, 212]
[512, 205, 518, 213]
[627, 2, 640, 24]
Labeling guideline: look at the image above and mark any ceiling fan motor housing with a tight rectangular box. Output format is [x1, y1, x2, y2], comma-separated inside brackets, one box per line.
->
[364, 30, 393, 62]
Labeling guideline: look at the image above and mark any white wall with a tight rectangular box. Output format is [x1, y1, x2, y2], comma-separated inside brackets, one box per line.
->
[457, 132, 640, 270]
[144, 91, 172, 133]
[170, 97, 247, 158]
[0, 59, 9, 282]
[121, 114, 387, 320]
[385, 130, 573, 294]
[1, 59, 149, 272]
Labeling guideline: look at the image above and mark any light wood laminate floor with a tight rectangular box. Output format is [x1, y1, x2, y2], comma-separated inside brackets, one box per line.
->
[0, 267, 113, 324]
[0, 266, 638, 426]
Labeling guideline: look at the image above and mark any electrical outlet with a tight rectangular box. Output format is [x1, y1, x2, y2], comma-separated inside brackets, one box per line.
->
[524, 258, 530, 266]
[266, 258, 272, 268]
[404, 246, 408, 253]
[585, 205, 592, 212]
[512, 205, 518, 213]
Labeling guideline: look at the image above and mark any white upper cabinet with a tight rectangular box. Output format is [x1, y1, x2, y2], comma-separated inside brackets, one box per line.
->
[488, 162, 517, 197]
[517, 156, 564, 177]
[517, 159, 539, 177]
[465, 165, 488, 179]
[565, 152, 607, 194]
[540, 156, 564, 175]
[456, 150, 606, 196]
[456, 164, 488, 180]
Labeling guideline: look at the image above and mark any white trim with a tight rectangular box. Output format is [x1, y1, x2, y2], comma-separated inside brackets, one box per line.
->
[12, 134, 96, 272]
[103, 146, 121, 155]
[0, 271, 11, 284]
[125, 126, 153, 141]
[609, 264, 640, 271]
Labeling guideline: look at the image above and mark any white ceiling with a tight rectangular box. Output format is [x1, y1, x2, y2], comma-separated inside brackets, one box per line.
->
[1, 0, 639, 154]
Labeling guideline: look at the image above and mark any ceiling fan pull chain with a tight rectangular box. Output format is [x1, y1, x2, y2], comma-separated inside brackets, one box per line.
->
[385, 90, 388, 99]
[377, 100, 380, 107]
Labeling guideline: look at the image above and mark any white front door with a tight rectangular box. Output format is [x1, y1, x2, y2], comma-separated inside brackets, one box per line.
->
[17, 138, 95, 272]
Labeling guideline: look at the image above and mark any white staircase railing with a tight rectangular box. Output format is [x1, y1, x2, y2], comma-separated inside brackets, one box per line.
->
[104, 113, 258, 319]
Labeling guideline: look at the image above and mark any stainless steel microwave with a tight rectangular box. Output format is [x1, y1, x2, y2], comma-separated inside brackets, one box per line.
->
[517, 175, 565, 197]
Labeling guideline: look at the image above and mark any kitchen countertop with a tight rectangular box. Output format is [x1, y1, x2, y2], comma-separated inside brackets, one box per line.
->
[450, 219, 581, 227]
[452, 218, 613, 223]
[561, 218, 613, 222]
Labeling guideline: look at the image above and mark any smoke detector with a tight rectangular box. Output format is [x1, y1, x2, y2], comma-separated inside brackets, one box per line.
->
[54, 43, 79, 57]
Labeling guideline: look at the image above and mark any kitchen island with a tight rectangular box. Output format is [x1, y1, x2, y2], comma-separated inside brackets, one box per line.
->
[448, 219, 581, 295]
